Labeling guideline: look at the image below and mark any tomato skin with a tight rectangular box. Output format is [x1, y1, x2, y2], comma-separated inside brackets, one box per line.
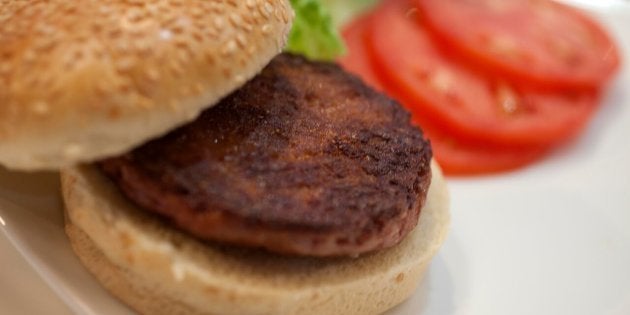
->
[338, 0, 612, 175]
[415, 0, 621, 90]
[432, 140, 547, 175]
[367, 0, 600, 149]
[339, 10, 552, 176]
[412, 118, 549, 176]
[338, 13, 384, 92]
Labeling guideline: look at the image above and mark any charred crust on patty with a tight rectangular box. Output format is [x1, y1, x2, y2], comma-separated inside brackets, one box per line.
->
[99, 53, 432, 256]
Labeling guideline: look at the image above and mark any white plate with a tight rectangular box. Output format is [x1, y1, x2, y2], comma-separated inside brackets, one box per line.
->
[1, 2, 630, 315]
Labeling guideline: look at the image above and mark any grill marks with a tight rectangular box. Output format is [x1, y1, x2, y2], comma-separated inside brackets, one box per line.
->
[99, 54, 433, 256]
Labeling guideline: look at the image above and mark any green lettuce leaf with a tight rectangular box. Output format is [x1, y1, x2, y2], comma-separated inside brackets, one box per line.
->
[286, 0, 345, 61]
[321, 0, 379, 28]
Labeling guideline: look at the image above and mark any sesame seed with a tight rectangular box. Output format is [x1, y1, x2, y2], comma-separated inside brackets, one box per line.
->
[214, 16, 225, 30]
[261, 24, 271, 34]
[221, 39, 237, 57]
[0, 0, 295, 144]
[159, 29, 173, 40]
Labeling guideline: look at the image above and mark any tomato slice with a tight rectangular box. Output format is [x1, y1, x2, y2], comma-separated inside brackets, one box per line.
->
[338, 13, 384, 91]
[415, 0, 620, 90]
[367, 0, 599, 149]
[338, 10, 550, 175]
[417, 119, 548, 175]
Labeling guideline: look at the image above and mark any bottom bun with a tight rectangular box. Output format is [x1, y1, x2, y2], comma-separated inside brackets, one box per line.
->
[60, 161, 449, 315]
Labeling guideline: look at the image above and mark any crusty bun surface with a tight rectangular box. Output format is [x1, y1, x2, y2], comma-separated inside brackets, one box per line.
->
[0, 0, 293, 171]
[61, 161, 449, 315]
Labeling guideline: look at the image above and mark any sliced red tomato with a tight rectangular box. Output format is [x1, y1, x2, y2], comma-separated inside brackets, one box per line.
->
[367, 0, 599, 149]
[338, 10, 550, 175]
[415, 0, 620, 90]
[417, 119, 548, 175]
[338, 13, 384, 91]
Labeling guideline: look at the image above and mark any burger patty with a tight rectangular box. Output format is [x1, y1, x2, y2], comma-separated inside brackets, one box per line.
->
[99, 53, 432, 257]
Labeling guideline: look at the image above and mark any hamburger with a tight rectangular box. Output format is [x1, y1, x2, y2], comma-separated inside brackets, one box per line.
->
[0, 1, 449, 314]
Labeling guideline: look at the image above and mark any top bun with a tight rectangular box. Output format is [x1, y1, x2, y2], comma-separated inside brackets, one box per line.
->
[0, 0, 294, 171]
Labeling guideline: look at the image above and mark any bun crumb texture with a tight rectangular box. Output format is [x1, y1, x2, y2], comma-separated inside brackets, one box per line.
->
[61, 162, 450, 315]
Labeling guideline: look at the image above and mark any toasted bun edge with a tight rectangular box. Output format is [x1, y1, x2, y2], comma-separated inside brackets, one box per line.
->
[61, 161, 449, 315]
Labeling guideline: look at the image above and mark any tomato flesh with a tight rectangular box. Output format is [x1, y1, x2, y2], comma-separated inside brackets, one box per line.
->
[367, 0, 599, 149]
[339, 11, 550, 175]
[418, 119, 548, 175]
[415, 0, 620, 90]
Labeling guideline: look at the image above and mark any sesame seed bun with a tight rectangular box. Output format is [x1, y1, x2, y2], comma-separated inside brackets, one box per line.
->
[60, 161, 449, 315]
[0, 0, 293, 171]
